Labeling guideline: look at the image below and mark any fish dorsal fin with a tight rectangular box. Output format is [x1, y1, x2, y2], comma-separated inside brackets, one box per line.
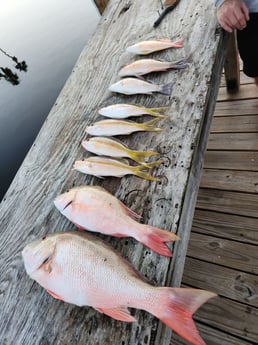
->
[119, 200, 141, 221]
[102, 136, 130, 148]
[95, 306, 136, 322]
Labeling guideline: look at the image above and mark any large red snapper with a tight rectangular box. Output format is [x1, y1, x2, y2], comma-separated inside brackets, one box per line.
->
[54, 186, 179, 257]
[22, 231, 216, 345]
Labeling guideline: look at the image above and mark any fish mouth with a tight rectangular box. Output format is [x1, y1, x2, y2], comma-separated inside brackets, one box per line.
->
[22, 246, 43, 275]
[22, 236, 56, 275]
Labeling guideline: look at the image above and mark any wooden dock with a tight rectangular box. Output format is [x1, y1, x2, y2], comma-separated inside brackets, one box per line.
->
[0, 1, 244, 344]
[170, 74, 258, 344]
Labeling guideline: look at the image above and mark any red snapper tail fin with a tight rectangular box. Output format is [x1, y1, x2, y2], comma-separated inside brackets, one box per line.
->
[139, 225, 180, 256]
[151, 287, 216, 345]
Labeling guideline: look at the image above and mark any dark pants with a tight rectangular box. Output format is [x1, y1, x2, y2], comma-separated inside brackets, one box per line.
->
[237, 13, 258, 78]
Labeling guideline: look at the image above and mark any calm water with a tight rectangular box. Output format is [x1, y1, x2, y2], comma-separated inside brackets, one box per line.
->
[0, 0, 100, 200]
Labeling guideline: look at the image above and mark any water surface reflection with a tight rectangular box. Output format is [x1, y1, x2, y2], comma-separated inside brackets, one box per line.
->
[0, 0, 99, 200]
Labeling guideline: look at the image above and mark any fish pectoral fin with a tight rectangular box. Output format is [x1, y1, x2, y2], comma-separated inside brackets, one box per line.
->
[95, 306, 136, 322]
[47, 289, 64, 301]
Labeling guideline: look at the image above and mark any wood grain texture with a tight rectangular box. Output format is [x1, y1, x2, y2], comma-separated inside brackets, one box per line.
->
[0, 1, 225, 344]
[187, 232, 258, 274]
[204, 150, 258, 171]
[214, 98, 258, 116]
[217, 83, 258, 101]
[207, 132, 258, 150]
[192, 209, 258, 244]
[171, 321, 254, 345]
[183, 258, 258, 307]
[180, 62, 258, 344]
[196, 188, 258, 218]
[200, 169, 258, 193]
[193, 296, 258, 343]
[220, 71, 254, 88]
[210, 115, 258, 133]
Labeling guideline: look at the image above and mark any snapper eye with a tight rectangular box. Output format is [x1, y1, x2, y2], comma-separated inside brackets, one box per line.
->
[42, 236, 46, 240]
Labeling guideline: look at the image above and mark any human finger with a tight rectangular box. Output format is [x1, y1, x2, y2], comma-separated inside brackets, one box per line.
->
[229, 3, 250, 30]
[240, 2, 250, 21]
[232, 11, 247, 30]
[219, 20, 233, 33]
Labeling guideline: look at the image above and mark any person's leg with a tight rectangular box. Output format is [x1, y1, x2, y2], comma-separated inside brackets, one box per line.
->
[237, 13, 258, 86]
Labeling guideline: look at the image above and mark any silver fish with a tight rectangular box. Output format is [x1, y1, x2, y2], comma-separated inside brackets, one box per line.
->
[109, 78, 173, 96]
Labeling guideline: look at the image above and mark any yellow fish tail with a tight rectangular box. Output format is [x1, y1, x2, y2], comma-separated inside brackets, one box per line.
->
[133, 165, 161, 181]
[140, 118, 162, 131]
[144, 106, 170, 118]
[143, 159, 163, 168]
[129, 150, 159, 164]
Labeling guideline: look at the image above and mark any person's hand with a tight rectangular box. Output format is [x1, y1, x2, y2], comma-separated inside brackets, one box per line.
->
[217, 0, 249, 32]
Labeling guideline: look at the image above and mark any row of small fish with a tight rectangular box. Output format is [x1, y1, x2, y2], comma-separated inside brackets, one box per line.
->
[78, 38, 186, 180]
[78, 117, 164, 179]
[109, 38, 185, 96]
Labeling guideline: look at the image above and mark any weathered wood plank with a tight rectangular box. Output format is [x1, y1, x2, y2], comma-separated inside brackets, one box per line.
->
[196, 188, 258, 218]
[193, 296, 258, 343]
[200, 169, 258, 193]
[207, 132, 258, 150]
[214, 98, 258, 116]
[0, 0, 226, 344]
[217, 84, 258, 101]
[183, 258, 258, 307]
[220, 71, 254, 88]
[187, 232, 258, 274]
[204, 150, 258, 171]
[210, 115, 258, 133]
[171, 322, 254, 345]
[192, 209, 258, 244]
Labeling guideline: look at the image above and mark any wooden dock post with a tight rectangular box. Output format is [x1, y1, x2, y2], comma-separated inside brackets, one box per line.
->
[224, 30, 240, 93]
